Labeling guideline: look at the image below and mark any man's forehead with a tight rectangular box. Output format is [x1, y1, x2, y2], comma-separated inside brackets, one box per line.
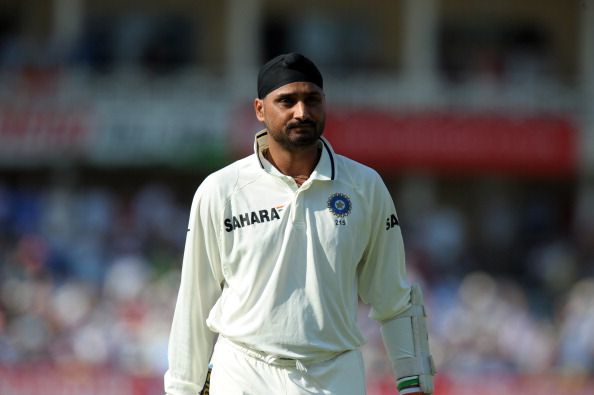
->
[268, 81, 323, 97]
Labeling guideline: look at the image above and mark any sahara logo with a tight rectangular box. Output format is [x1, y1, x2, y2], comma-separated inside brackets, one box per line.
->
[224, 206, 283, 232]
[385, 213, 399, 230]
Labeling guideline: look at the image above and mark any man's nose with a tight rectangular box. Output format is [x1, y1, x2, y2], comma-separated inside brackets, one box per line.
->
[294, 101, 310, 119]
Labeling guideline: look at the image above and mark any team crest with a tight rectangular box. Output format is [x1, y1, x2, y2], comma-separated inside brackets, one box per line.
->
[327, 193, 352, 217]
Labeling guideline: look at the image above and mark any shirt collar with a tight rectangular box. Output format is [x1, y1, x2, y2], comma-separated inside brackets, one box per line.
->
[254, 130, 336, 181]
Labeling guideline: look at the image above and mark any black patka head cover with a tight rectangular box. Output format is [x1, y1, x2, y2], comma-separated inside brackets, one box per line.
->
[257, 53, 323, 99]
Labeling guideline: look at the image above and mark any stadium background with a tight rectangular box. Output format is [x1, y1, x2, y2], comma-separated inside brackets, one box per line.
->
[1, 0, 593, 394]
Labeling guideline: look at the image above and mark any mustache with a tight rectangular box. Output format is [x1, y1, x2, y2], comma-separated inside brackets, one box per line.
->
[287, 120, 317, 129]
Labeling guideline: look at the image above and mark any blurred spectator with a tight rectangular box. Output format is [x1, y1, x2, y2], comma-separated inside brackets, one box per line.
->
[557, 278, 594, 374]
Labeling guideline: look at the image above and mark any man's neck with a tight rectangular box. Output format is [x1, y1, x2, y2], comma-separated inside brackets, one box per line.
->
[263, 143, 321, 185]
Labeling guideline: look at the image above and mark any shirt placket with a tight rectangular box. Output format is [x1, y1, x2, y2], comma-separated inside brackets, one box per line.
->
[290, 181, 314, 226]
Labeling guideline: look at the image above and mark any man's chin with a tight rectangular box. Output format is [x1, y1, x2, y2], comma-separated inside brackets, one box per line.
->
[290, 133, 321, 147]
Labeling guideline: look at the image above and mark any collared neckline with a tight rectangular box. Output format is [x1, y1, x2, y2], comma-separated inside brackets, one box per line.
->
[254, 130, 335, 181]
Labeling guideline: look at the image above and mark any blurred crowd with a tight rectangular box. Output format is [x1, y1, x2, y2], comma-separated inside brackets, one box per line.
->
[0, 177, 593, 383]
[0, 181, 185, 375]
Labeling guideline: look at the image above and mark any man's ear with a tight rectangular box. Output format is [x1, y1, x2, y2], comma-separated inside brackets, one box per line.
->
[254, 98, 265, 122]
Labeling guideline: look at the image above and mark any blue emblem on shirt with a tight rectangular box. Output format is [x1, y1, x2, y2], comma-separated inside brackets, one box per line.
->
[327, 193, 352, 217]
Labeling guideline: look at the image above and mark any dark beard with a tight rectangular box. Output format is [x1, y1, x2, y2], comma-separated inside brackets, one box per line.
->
[272, 120, 324, 151]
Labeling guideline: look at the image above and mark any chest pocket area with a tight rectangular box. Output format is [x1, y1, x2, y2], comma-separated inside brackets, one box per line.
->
[312, 193, 368, 265]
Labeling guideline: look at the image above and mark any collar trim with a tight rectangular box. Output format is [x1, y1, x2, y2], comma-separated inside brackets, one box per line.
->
[253, 130, 336, 181]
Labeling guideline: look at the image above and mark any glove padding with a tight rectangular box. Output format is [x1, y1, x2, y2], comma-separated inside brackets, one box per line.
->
[381, 283, 436, 394]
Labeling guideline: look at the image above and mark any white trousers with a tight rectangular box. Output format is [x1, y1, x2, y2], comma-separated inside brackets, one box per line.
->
[209, 337, 366, 395]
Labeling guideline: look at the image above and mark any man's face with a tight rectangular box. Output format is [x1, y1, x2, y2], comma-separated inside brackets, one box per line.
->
[254, 81, 326, 151]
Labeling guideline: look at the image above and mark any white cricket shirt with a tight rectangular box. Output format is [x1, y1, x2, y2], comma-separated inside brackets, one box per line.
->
[165, 131, 412, 395]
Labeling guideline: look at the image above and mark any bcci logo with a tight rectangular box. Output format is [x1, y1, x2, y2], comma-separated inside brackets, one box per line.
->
[327, 192, 352, 218]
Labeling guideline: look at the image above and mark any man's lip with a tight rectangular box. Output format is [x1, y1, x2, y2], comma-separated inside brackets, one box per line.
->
[289, 123, 315, 130]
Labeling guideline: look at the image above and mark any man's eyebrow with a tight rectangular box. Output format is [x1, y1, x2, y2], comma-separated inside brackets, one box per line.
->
[275, 92, 296, 99]
[275, 91, 323, 100]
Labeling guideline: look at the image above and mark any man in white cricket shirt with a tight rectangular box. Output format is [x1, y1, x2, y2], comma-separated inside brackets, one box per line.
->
[165, 53, 436, 395]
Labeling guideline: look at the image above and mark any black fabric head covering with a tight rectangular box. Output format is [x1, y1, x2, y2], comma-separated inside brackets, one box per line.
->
[257, 53, 323, 99]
